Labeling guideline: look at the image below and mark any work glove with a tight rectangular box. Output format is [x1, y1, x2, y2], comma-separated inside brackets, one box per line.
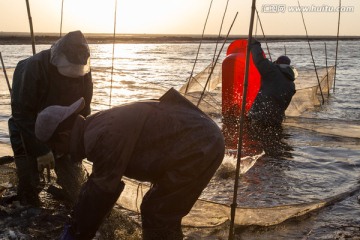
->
[37, 151, 55, 172]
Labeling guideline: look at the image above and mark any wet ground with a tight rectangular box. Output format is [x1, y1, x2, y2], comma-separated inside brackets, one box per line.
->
[0, 158, 143, 240]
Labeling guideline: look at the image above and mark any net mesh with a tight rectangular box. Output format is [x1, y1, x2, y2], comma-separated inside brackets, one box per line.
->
[286, 66, 335, 117]
[179, 63, 223, 118]
[180, 63, 336, 119]
[3, 156, 356, 229]
[82, 162, 360, 228]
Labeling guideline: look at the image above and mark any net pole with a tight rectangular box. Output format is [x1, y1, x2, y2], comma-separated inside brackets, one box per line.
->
[60, 0, 64, 37]
[334, 0, 341, 92]
[325, 43, 330, 96]
[254, 13, 258, 37]
[228, 0, 257, 239]
[25, 0, 36, 55]
[197, 12, 238, 107]
[184, 0, 214, 94]
[255, 8, 272, 61]
[297, 0, 324, 104]
[212, 0, 230, 65]
[109, 0, 117, 108]
[0, 52, 12, 97]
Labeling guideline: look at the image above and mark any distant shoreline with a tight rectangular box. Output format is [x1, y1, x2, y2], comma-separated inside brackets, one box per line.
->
[0, 32, 359, 45]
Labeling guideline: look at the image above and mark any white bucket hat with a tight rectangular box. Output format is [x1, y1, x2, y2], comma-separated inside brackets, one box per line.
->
[50, 30, 91, 78]
[35, 98, 85, 142]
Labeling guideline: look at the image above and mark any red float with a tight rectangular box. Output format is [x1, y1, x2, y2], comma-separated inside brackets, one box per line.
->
[222, 39, 261, 119]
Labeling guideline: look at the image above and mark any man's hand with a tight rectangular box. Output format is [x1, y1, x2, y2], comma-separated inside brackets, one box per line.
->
[37, 151, 55, 172]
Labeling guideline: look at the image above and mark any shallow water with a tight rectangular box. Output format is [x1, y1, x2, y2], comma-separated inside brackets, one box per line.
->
[0, 40, 359, 239]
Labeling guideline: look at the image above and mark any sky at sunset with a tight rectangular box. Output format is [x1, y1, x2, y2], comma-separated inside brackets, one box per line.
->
[0, 0, 359, 36]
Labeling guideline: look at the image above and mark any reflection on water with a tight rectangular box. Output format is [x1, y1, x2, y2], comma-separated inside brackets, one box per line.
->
[205, 124, 360, 208]
[221, 117, 293, 159]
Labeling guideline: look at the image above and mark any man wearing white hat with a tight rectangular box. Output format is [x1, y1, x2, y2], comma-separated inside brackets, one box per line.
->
[35, 88, 225, 240]
[9, 30, 93, 206]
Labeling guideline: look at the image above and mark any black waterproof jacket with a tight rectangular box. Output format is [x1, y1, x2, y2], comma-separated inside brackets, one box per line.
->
[248, 42, 296, 126]
[10, 49, 93, 157]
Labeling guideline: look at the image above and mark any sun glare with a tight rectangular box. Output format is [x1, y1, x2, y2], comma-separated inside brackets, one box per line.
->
[1, 0, 358, 35]
[118, 0, 191, 34]
[59, 0, 192, 34]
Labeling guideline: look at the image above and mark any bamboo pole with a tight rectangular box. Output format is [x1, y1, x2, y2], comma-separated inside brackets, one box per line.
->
[297, 0, 324, 104]
[325, 43, 330, 96]
[0, 52, 12, 97]
[228, 0, 257, 239]
[197, 12, 238, 107]
[254, 13, 258, 37]
[25, 0, 36, 55]
[212, 0, 230, 65]
[109, 0, 118, 108]
[334, 0, 341, 92]
[255, 8, 272, 61]
[60, 0, 64, 37]
[184, 0, 214, 94]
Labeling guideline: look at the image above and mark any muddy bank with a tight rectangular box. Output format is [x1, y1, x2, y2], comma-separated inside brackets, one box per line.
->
[0, 141, 141, 239]
[0, 160, 142, 240]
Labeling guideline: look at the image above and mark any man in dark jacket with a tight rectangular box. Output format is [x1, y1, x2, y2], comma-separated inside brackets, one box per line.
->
[247, 39, 296, 128]
[9, 30, 93, 206]
[35, 88, 225, 240]
[246, 39, 296, 156]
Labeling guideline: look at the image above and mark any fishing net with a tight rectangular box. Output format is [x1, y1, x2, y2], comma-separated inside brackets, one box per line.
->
[179, 61, 360, 144]
[6, 146, 351, 228]
[181, 63, 340, 136]
[179, 63, 336, 120]
[179, 63, 223, 118]
[283, 117, 360, 139]
[81, 161, 360, 228]
[285, 66, 335, 117]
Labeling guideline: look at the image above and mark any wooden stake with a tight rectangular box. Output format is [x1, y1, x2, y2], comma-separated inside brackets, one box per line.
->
[325, 43, 330, 96]
[228, 0, 257, 239]
[212, 0, 230, 65]
[60, 0, 64, 37]
[298, 0, 324, 104]
[184, 0, 214, 94]
[109, 0, 117, 108]
[25, 0, 36, 55]
[334, 0, 341, 92]
[0, 52, 12, 97]
[197, 12, 238, 107]
[255, 8, 272, 61]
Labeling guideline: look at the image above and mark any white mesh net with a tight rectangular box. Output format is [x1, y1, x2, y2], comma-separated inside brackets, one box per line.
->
[285, 66, 335, 117]
[179, 63, 336, 120]
[82, 161, 360, 227]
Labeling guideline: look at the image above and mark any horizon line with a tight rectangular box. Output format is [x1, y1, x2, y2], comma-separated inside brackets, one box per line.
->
[1, 31, 360, 38]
